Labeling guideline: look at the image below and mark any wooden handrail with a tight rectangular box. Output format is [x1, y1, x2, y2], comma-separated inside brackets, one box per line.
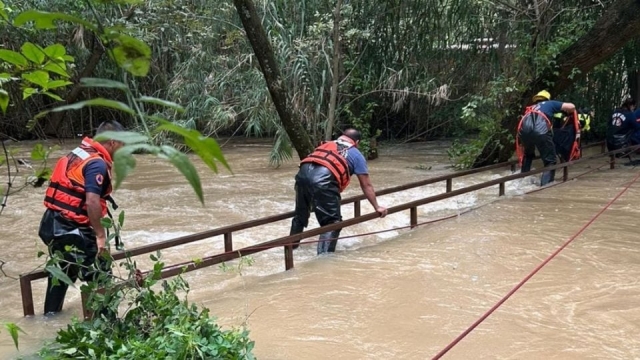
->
[19, 141, 613, 316]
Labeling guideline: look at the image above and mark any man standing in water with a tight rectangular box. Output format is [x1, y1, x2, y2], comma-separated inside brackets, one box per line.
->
[289, 128, 388, 255]
[516, 90, 575, 186]
[38, 120, 124, 315]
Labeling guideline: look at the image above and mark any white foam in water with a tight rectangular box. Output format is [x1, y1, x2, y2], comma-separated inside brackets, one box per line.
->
[121, 230, 197, 246]
[120, 169, 544, 279]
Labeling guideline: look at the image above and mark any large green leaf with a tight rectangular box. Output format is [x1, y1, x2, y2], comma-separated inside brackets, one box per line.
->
[13, 10, 98, 32]
[138, 96, 184, 113]
[111, 144, 156, 189]
[100, 217, 113, 228]
[22, 87, 38, 100]
[43, 44, 66, 59]
[0, 0, 7, 21]
[45, 265, 76, 288]
[31, 143, 46, 160]
[155, 120, 231, 173]
[43, 91, 63, 101]
[21, 42, 45, 65]
[159, 145, 204, 204]
[118, 210, 125, 227]
[93, 131, 149, 145]
[80, 77, 128, 91]
[0, 89, 8, 114]
[33, 98, 135, 120]
[0, 49, 28, 67]
[22, 70, 49, 88]
[4, 323, 26, 350]
[109, 34, 151, 77]
[47, 79, 73, 89]
[43, 61, 70, 78]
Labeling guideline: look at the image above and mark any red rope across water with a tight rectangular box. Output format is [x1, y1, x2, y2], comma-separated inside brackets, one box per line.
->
[430, 170, 640, 359]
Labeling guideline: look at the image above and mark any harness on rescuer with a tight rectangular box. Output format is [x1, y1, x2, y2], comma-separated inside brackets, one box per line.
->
[559, 111, 582, 161]
[516, 106, 552, 165]
[44, 137, 114, 225]
[301, 135, 356, 192]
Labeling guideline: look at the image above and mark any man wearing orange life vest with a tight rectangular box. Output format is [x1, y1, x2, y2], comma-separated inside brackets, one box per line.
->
[38, 120, 124, 315]
[290, 128, 388, 255]
[517, 90, 575, 186]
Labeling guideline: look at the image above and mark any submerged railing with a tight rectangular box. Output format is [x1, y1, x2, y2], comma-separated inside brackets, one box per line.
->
[20, 141, 625, 318]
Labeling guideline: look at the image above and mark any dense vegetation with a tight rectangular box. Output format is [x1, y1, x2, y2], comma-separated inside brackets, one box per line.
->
[2, 1, 640, 357]
[2, 0, 639, 166]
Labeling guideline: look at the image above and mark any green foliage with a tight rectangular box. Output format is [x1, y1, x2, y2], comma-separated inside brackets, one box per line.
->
[1, 0, 637, 165]
[40, 276, 255, 359]
[341, 102, 380, 157]
[448, 77, 522, 169]
[0, 36, 74, 113]
[39, 212, 255, 360]
[3, 323, 26, 350]
[10, 6, 231, 204]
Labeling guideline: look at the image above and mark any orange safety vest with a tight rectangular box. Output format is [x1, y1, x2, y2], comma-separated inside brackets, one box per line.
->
[563, 111, 582, 161]
[301, 135, 356, 192]
[515, 106, 552, 166]
[44, 137, 113, 225]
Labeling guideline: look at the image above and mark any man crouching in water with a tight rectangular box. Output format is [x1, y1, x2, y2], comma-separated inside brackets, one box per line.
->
[289, 128, 388, 255]
[517, 90, 575, 186]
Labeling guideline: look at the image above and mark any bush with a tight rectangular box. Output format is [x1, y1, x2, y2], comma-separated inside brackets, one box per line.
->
[39, 268, 255, 359]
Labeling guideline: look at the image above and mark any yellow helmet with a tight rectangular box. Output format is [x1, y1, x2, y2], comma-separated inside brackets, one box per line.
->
[532, 90, 551, 102]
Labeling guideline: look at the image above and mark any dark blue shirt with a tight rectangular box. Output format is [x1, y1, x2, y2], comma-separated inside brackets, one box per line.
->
[610, 109, 640, 130]
[530, 100, 565, 120]
[344, 147, 368, 176]
[83, 159, 110, 196]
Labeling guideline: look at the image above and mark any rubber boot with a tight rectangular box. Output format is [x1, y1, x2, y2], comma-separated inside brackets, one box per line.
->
[317, 230, 341, 255]
[44, 275, 70, 315]
[289, 220, 306, 249]
[540, 170, 555, 186]
[521, 156, 533, 173]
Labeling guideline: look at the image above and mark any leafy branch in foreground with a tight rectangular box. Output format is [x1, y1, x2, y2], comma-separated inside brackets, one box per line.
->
[10, 6, 231, 204]
[2, 323, 26, 351]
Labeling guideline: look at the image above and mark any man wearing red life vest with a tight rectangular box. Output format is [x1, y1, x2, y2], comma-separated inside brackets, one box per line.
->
[38, 120, 125, 315]
[289, 128, 388, 255]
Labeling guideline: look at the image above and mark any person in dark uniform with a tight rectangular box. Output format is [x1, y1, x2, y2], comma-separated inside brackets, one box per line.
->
[289, 128, 388, 255]
[606, 98, 639, 156]
[517, 90, 576, 186]
[552, 110, 580, 163]
[38, 120, 125, 315]
[628, 105, 640, 147]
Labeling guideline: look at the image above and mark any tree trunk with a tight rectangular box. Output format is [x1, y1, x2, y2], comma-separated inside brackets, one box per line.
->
[472, 0, 640, 168]
[233, 0, 315, 159]
[325, 0, 342, 141]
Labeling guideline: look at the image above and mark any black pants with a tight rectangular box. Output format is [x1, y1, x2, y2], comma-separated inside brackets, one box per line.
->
[520, 131, 557, 186]
[290, 163, 343, 255]
[38, 209, 111, 315]
[553, 126, 575, 163]
[607, 135, 631, 158]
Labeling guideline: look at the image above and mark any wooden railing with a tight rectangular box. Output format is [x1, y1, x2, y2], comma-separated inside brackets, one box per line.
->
[19, 141, 615, 317]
